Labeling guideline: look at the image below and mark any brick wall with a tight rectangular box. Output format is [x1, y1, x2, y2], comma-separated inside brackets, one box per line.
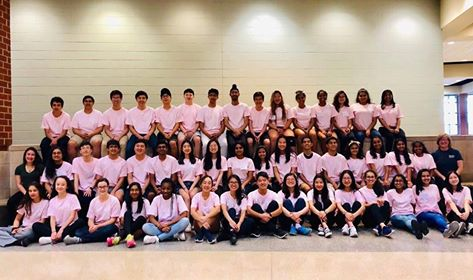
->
[0, 0, 10, 151]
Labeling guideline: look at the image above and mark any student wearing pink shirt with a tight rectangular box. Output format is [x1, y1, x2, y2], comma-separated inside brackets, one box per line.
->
[332, 90, 355, 153]
[443, 171, 473, 234]
[149, 140, 179, 201]
[313, 90, 338, 154]
[177, 140, 203, 212]
[271, 136, 297, 186]
[177, 88, 202, 158]
[321, 137, 348, 190]
[155, 88, 181, 158]
[335, 170, 364, 237]
[142, 179, 189, 244]
[40, 96, 71, 163]
[366, 136, 388, 186]
[411, 141, 441, 179]
[33, 176, 84, 245]
[378, 90, 406, 152]
[72, 142, 98, 219]
[126, 140, 153, 200]
[119, 182, 149, 248]
[202, 140, 228, 194]
[63, 178, 121, 245]
[198, 88, 227, 158]
[94, 139, 127, 202]
[292, 91, 316, 154]
[268, 90, 294, 153]
[68, 95, 103, 160]
[384, 138, 413, 187]
[359, 170, 393, 237]
[218, 175, 255, 245]
[253, 145, 279, 192]
[40, 147, 73, 196]
[101, 90, 128, 158]
[278, 173, 312, 236]
[297, 136, 323, 193]
[351, 88, 381, 150]
[191, 176, 221, 243]
[345, 141, 368, 186]
[387, 174, 429, 239]
[125, 91, 157, 159]
[413, 169, 462, 238]
[0, 183, 48, 247]
[308, 175, 336, 238]
[247, 91, 271, 156]
[227, 142, 255, 194]
[223, 84, 250, 158]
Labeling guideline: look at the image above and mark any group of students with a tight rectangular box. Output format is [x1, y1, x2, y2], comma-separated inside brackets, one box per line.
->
[0, 85, 468, 248]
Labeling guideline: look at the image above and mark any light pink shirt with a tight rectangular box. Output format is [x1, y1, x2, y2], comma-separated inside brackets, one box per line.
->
[277, 191, 308, 207]
[72, 157, 98, 191]
[220, 191, 248, 215]
[335, 189, 363, 206]
[119, 199, 150, 221]
[126, 155, 152, 187]
[41, 111, 71, 138]
[223, 103, 250, 129]
[102, 107, 128, 137]
[247, 189, 282, 210]
[191, 192, 220, 216]
[40, 162, 73, 184]
[321, 153, 348, 183]
[47, 193, 81, 227]
[126, 106, 155, 135]
[347, 158, 368, 183]
[179, 158, 203, 182]
[413, 184, 441, 215]
[203, 156, 228, 183]
[358, 186, 386, 204]
[17, 199, 49, 228]
[386, 188, 415, 216]
[150, 155, 179, 185]
[249, 107, 270, 132]
[254, 161, 274, 178]
[227, 157, 255, 182]
[297, 152, 323, 185]
[94, 156, 127, 187]
[155, 106, 182, 133]
[385, 152, 413, 179]
[269, 105, 293, 127]
[307, 188, 335, 205]
[71, 109, 103, 134]
[411, 153, 436, 175]
[87, 195, 121, 224]
[178, 103, 201, 131]
[149, 194, 188, 223]
[197, 105, 224, 134]
[365, 151, 386, 178]
[351, 103, 380, 130]
[271, 153, 297, 179]
[313, 104, 338, 130]
[334, 106, 354, 128]
[442, 187, 472, 214]
[291, 106, 314, 129]
[378, 104, 403, 128]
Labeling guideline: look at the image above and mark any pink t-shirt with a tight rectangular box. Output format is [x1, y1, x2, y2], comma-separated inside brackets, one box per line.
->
[321, 153, 348, 183]
[220, 191, 248, 215]
[347, 158, 368, 183]
[334, 106, 354, 128]
[41, 111, 71, 138]
[47, 193, 81, 227]
[291, 106, 314, 129]
[223, 103, 250, 129]
[149, 194, 188, 223]
[102, 107, 128, 137]
[249, 107, 270, 132]
[191, 192, 220, 216]
[351, 103, 380, 130]
[155, 106, 182, 133]
[72, 157, 98, 191]
[413, 184, 441, 215]
[178, 103, 201, 131]
[269, 105, 293, 127]
[307, 188, 335, 205]
[197, 105, 224, 134]
[126, 155, 152, 187]
[277, 191, 308, 207]
[313, 104, 338, 130]
[365, 151, 386, 178]
[71, 109, 103, 134]
[227, 157, 255, 182]
[247, 189, 282, 210]
[378, 104, 403, 128]
[94, 156, 127, 187]
[40, 162, 73, 184]
[385, 152, 413, 179]
[358, 186, 386, 204]
[386, 188, 415, 216]
[297, 152, 323, 184]
[87, 195, 121, 224]
[119, 199, 151, 221]
[150, 155, 179, 185]
[178, 158, 203, 182]
[270, 153, 297, 179]
[17, 199, 49, 228]
[442, 187, 472, 214]
[334, 189, 363, 206]
[254, 161, 274, 178]
[411, 153, 436, 175]
[203, 156, 228, 183]
[126, 106, 155, 134]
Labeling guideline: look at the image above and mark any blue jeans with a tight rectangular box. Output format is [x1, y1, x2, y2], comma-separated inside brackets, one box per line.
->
[0, 226, 35, 247]
[353, 128, 381, 150]
[416, 211, 448, 233]
[75, 224, 119, 243]
[125, 133, 158, 159]
[142, 218, 189, 241]
[391, 214, 417, 233]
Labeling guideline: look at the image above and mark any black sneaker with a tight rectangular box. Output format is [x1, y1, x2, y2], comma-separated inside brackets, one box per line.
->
[230, 232, 238, 245]
[420, 221, 429, 236]
[411, 220, 423, 240]
[273, 229, 288, 239]
[20, 238, 32, 247]
[250, 229, 262, 238]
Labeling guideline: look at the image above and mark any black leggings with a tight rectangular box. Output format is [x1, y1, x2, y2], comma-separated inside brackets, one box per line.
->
[335, 201, 362, 227]
[446, 208, 473, 224]
[78, 190, 95, 220]
[279, 198, 306, 231]
[6, 191, 24, 224]
[251, 200, 279, 233]
[362, 201, 390, 228]
[221, 208, 255, 238]
[32, 218, 86, 239]
[309, 199, 335, 228]
[121, 213, 147, 238]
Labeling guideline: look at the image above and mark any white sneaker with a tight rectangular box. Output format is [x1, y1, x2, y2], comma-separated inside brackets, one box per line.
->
[324, 227, 332, 238]
[468, 223, 473, 234]
[143, 235, 159, 245]
[185, 224, 192, 233]
[342, 224, 349, 236]
[317, 225, 324, 236]
[349, 226, 358, 238]
[63, 235, 81, 245]
[39, 237, 52, 245]
[174, 232, 186, 241]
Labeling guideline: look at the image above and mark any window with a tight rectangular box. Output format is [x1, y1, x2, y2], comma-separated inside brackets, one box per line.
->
[443, 95, 458, 135]
[468, 95, 473, 134]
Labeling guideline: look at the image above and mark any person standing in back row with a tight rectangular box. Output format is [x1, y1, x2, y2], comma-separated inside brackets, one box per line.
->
[223, 84, 250, 157]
